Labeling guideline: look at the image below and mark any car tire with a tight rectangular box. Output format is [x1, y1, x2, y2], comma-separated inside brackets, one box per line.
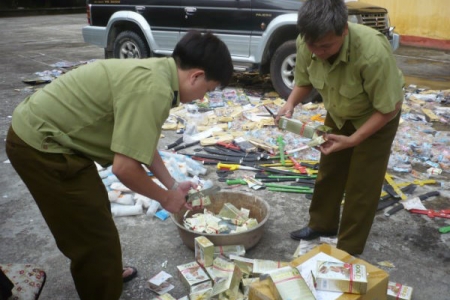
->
[270, 40, 297, 99]
[270, 40, 323, 103]
[113, 30, 149, 59]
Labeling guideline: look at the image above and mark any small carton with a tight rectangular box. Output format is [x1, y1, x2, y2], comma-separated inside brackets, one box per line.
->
[278, 116, 332, 139]
[229, 255, 254, 277]
[214, 245, 246, 258]
[189, 287, 213, 300]
[247, 137, 279, 155]
[252, 259, 290, 276]
[195, 236, 214, 268]
[187, 190, 212, 209]
[151, 293, 176, 300]
[147, 271, 174, 295]
[242, 278, 259, 297]
[210, 256, 243, 299]
[387, 282, 413, 300]
[268, 266, 316, 300]
[177, 261, 212, 291]
[315, 261, 367, 294]
[218, 203, 249, 225]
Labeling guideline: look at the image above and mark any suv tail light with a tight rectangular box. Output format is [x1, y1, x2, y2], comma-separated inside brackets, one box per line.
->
[86, 4, 91, 25]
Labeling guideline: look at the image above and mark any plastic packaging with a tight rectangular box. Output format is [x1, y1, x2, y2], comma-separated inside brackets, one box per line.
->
[111, 203, 143, 217]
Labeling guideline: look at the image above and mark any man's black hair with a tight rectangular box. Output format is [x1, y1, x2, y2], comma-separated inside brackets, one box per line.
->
[297, 0, 348, 43]
[172, 31, 233, 88]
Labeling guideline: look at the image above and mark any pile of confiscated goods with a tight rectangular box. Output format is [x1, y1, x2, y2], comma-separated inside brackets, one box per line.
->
[147, 236, 413, 300]
[164, 86, 450, 177]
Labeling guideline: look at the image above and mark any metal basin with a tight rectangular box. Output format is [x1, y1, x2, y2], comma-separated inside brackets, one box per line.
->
[171, 191, 270, 251]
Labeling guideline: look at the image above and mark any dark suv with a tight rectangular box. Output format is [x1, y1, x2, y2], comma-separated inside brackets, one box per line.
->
[82, 0, 399, 99]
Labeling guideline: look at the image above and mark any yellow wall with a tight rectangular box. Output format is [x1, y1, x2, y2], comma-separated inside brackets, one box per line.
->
[359, 0, 450, 40]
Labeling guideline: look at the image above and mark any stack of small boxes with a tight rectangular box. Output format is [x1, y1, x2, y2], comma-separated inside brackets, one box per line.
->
[153, 240, 414, 300]
[175, 236, 291, 300]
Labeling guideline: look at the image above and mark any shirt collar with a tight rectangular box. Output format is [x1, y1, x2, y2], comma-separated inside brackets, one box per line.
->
[310, 29, 351, 64]
[167, 57, 180, 107]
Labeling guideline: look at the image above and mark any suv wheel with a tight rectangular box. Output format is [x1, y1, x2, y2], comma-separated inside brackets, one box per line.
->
[270, 40, 322, 103]
[270, 40, 297, 99]
[113, 30, 149, 59]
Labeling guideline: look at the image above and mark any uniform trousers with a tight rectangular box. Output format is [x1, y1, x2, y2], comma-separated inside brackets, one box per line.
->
[308, 111, 400, 254]
[6, 127, 123, 300]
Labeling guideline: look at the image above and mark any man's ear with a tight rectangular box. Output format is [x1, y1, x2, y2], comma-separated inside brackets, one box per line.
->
[343, 23, 349, 36]
[189, 70, 205, 85]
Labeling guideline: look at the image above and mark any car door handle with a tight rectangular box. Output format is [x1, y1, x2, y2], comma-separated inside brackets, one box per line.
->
[185, 7, 197, 16]
[135, 6, 145, 12]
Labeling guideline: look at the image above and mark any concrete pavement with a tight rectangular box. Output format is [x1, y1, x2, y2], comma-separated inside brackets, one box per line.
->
[0, 14, 449, 300]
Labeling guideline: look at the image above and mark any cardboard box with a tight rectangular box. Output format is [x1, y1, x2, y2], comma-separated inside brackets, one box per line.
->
[195, 236, 214, 268]
[249, 244, 389, 300]
[387, 282, 413, 300]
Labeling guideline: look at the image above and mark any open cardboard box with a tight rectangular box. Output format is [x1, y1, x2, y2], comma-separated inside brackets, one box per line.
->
[249, 244, 389, 300]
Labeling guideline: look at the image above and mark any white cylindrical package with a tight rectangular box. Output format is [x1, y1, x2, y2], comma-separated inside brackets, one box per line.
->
[98, 170, 110, 179]
[110, 182, 132, 192]
[134, 194, 153, 209]
[146, 200, 161, 216]
[111, 204, 143, 217]
[115, 193, 134, 205]
[108, 190, 121, 202]
[106, 174, 120, 184]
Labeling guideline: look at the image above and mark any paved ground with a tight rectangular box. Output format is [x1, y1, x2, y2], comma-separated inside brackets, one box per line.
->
[0, 14, 450, 300]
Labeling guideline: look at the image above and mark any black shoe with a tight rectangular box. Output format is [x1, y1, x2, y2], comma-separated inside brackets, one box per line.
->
[290, 227, 337, 241]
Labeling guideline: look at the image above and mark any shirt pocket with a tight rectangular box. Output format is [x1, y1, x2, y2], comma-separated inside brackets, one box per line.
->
[309, 76, 325, 91]
[338, 83, 371, 118]
[339, 82, 364, 100]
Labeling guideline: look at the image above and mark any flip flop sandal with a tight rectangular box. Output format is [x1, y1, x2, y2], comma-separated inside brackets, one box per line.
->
[122, 266, 138, 283]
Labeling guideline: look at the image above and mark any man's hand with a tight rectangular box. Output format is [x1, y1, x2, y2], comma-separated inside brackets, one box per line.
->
[161, 180, 197, 213]
[275, 103, 295, 123]
[318, 134, 356, 155]
[275, 85, 313, 123]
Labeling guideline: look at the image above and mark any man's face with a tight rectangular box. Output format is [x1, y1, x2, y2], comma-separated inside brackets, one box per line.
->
[181, 72, 220, 103]
[305, 27, 348, 61]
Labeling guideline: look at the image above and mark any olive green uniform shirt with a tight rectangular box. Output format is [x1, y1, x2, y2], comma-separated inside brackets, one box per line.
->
[12, 57, 180, 166]
[294, 22, 404, 129]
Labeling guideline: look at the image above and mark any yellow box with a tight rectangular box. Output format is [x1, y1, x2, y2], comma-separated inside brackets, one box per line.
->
[268, 266, 316, 300]
[195, 236, 214, 268]
[387, 282, 413, 300]
[316, 261, 367, 294]
[177, 261, 212, 291]
[252, 259, 290, 276]
[249, 244, 389, 300]
[214, 245, 246, 258]
[209, 256, 242, 299]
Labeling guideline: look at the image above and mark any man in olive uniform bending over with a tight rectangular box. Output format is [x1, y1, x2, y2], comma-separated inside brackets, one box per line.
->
[277, 0, 404, 255]
[6, 31, 233, 299]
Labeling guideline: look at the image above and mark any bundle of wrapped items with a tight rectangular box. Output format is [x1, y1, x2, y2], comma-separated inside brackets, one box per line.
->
[149, 240, 414, 299]
[95, 150, 209, 219]
[183, 202, 259, 234]
[151, 236, 292, 299]
[278, 116, 332, 147]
